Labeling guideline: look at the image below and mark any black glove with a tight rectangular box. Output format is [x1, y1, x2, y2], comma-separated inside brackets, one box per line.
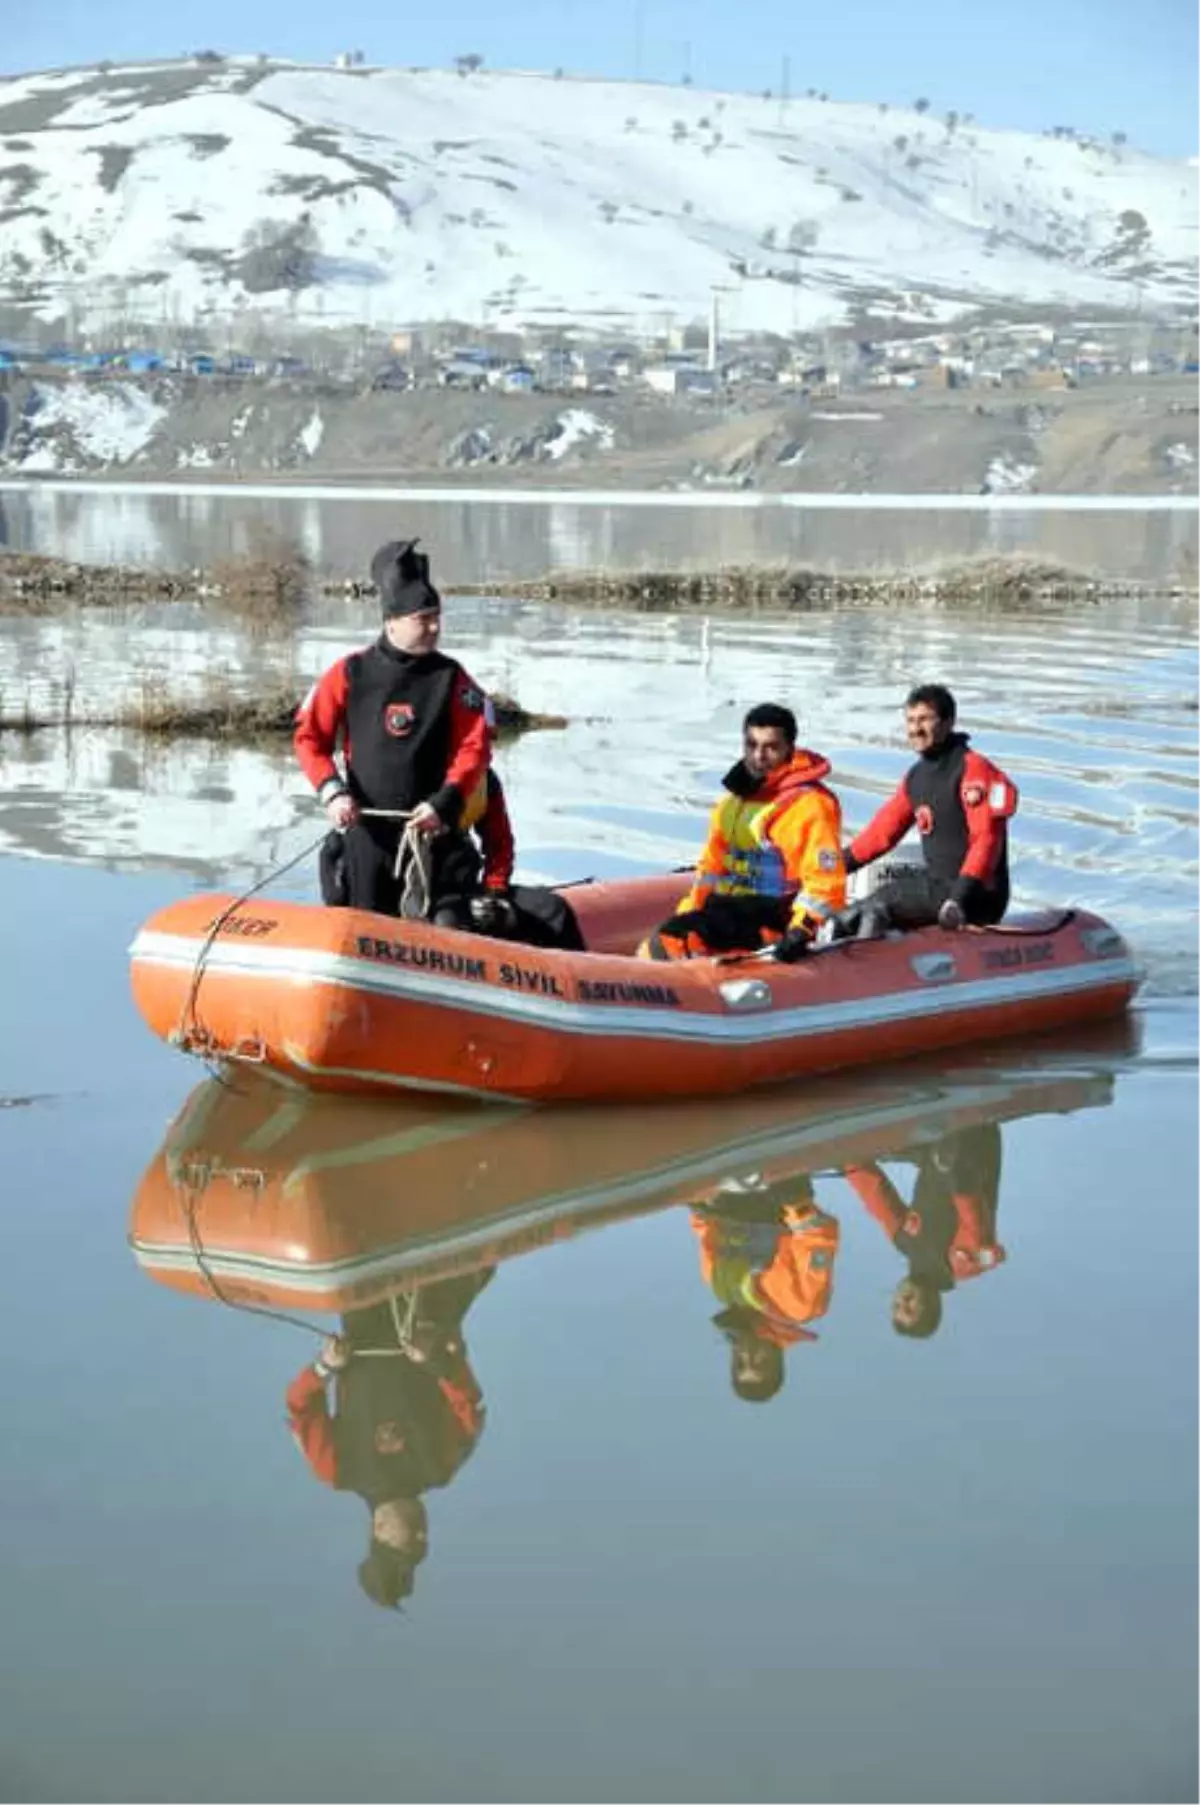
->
[772, 928, 813, 964]
[468, 891, 518, 937]
[842, 846, 861, 876]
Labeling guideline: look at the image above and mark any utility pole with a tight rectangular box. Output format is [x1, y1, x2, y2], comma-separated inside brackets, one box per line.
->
[778, 54, 790, 128]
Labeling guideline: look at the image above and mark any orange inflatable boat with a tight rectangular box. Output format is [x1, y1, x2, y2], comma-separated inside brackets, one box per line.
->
[128, 1032, 1128, 1314]
[128, 871, 1137, 1103]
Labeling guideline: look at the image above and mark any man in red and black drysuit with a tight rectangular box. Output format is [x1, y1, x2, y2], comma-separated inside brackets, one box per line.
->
[842, 683, 1018, 933]
[843, 1122, 1005, 1339]
[467, 708, 585, 952]
[295, 539, 490, 924]
[286, 1272, 491, 1609]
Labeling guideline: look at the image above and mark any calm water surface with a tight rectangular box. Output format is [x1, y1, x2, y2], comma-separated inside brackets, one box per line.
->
[1, 483, 1197, 583]
[0, 538, 1196, 1801]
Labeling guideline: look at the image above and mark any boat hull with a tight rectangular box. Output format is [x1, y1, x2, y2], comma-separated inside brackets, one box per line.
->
[128, 874, 1138, 1103]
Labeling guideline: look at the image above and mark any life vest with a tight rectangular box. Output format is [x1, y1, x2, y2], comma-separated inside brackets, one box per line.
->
[682, 749, 845, 925]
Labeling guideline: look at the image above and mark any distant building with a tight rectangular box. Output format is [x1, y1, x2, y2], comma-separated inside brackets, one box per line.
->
[371, 362, 412, 391]
[537, 347, 578, 390]
[570, 366, 616, 394]
[438, 358, 488, 389]
[492, 365, 535, 394]
[1028, 367, 1072, 390]
[120, 351, 165, 373]
[644, 362, 712, 396]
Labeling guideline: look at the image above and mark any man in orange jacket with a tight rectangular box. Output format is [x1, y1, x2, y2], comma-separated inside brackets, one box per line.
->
[690, 1172, 840, 1402]
[642, 703, 846, 961]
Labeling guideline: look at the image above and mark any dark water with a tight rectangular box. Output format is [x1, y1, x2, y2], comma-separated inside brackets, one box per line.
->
[1, 570, 1196, 1801]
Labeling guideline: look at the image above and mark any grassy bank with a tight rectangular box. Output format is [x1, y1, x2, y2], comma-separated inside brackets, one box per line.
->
[3, 547, 1193, 623]
[0, 669, 563, 743]
[450, 555, 1194, 609]
[0, 528, 310, 628]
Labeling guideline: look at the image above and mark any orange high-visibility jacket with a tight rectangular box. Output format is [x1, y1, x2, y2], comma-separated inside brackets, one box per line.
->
[679, 749, 846, 931]
[691, 1197, 841, 1339]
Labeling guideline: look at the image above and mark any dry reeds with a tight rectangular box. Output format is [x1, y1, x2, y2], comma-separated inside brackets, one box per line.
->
[450, 554, 1185, 610]
[0, 552, 190, 612]
[0, 665, 296, 741]
[0, 667, 560, 744]
[1, 533, 313, 627]
[209, 526, 312, 630]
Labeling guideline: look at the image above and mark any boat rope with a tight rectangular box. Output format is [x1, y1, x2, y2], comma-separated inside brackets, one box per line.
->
[174, 829, 329, 1071]
[358, 809, 434, 922]
[173, 811, 434, 1068]
[176, 1172, 421, 1356]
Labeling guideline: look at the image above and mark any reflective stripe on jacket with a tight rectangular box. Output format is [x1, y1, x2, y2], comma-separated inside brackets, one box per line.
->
[679, 748, 846, 929]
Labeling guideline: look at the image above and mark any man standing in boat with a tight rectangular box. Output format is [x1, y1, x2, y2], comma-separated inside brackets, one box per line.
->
[841, 684, 1018, 934]
[640, 702, 846, 960]
[295, 539, 496, 925]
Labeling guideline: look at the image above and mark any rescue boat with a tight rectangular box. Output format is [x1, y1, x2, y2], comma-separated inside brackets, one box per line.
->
[128, 1033, 1129, 1314]
[128, 871, 1138, 1104]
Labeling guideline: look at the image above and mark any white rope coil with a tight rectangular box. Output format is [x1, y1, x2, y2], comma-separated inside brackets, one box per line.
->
[358, 808, 434, 920]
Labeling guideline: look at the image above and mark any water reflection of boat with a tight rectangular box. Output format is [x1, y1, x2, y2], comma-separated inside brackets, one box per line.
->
[129, 1028, 1132, 1611]
[128, 877, 1138, 1102]
[128, 1024, 1134, 1317]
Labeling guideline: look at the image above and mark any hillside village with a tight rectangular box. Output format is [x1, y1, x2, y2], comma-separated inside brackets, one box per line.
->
[0, 55, 1194, 489]
[4, 306, 1195, 396]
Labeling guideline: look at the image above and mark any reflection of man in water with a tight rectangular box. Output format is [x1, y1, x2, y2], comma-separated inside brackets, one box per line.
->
[286, 1271, 491, 1607]
[690, 1173, 840, 1403]
[845, 1123, 1005, 1338]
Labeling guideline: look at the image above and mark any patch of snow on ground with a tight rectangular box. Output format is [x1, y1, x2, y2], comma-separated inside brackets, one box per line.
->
[298, 411, 324, 458]
[176, 446, 216, 469]
[982, 455, 1039, 495]
[811, 411, 884, 422]
[230, 406, 254, 440]
[14, 446, 67, 474]
[17, 382, 165, 467]
[547, 410, 613, 460]
[1165, 442, 1195, 468]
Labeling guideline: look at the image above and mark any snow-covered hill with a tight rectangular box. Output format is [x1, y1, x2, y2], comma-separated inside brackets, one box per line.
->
[0, 58, 1195, 334]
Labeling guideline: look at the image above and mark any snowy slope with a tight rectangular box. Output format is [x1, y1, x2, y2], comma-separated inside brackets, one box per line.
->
[0, 58, 1195, 333]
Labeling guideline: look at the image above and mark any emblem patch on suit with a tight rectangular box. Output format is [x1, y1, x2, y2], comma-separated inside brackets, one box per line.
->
[384, 702, 416, 737]
[915, 804, 935, 835]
